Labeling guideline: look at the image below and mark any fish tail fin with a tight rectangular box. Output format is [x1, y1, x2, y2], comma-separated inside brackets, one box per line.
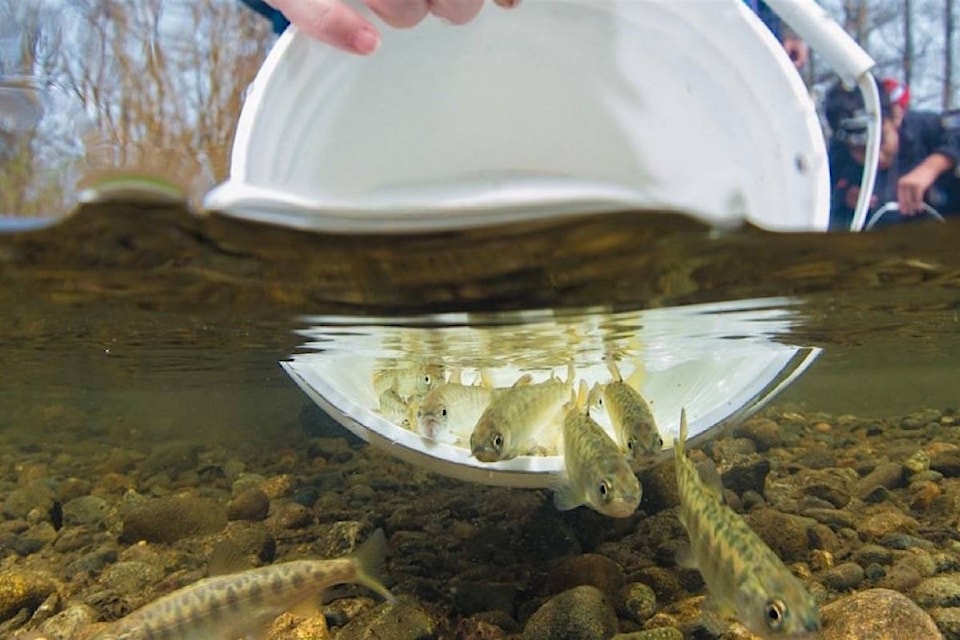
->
[352, 529, 396, 603]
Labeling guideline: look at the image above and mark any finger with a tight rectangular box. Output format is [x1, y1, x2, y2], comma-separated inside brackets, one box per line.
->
[365, 0, 430, 28]
[493, 0, 521, 7]
[429, 0, 484, 24]
[269, 0, 381, 54]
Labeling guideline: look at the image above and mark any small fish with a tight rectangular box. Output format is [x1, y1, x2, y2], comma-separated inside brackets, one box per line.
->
[373, 363, 444, 399]
[554, 382, 641, 518]
[417, 382, 496, 443]
[674, 410, 820, 638]
[470, 367, 571, 462]
[592, 360, 663, 468]
[378, 388, 418, 430]
[89, 529, 394, 640]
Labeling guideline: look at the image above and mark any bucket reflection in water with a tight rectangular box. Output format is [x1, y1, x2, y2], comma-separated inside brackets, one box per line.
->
[282, 297, 820, 489]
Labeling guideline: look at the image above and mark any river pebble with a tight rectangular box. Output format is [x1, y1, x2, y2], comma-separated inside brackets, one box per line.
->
[120, 494, 227, 543]
[820, 588, 943, 639]
[0, 570, 57, 621]
[522, 585, 618, 640]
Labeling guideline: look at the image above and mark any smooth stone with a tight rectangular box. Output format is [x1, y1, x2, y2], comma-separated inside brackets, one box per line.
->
[335, 597, 438, 640]
[819, 588, 943, 639]
[852, 544, 894, 566]
[855, 462, 905, 498]
[618, 582, 657, 623]
[912, 576, 960, 608]
[744, 509, 817, 562]
[226, 488, 270, 521]
[820, 562, 865, 591]
[100, 561, 164, 595]
[0, 569, 57, 621]
[930, 607, 960, 640]
[720, 459, 770, 497]
[801, 507, 858, 530]
[522, 585, 619, 640]
[120, 495, 227, 543]
[61, 495, 108, 527]
[2, 481, 56, 520]
[930, 449, 960, 477]
[277, 502, 314, 529]
[546, 554, 625, 597]
[876, 562, 924, 592]
[858, 507, 919, 540]
[65, 547, 119, 578]
[34, 603, 100, 640]
[733, 417, 782, 452]
[266, 611, 329, 640]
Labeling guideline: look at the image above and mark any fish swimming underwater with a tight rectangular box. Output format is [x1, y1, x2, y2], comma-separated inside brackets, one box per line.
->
[592, 360, 663, 468]
[378, 388, 418, 429]
[470, 367, 571, 462]
[674, 410, 820, 638]
[554, 382, 641, 518]
[417, 380, 496, 444]
[373, 363, 444, 399]
[87, 529, 394, 640]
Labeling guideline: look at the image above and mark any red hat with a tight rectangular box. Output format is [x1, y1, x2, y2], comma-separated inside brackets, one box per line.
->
[881, 78, 910, 110]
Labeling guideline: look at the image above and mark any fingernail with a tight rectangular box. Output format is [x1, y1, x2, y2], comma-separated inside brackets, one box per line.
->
[352, 28, 380, 55]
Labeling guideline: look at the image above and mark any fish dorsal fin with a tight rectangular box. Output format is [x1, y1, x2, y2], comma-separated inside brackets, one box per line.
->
[449, 368, 463, 385]
[512, 373, 533, 387]
[478, 369, 495, 388]
[575, 380, 589, 413]
[604, 356, 624, 382]
[565, 362, 576, 385]
[586, 382, 604, 410]
[208, 539, 253, 577]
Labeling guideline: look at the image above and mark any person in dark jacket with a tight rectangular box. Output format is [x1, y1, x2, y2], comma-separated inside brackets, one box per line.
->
[825, 77, 960, 230]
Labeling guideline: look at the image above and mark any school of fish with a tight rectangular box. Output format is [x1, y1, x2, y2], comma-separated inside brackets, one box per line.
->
[373, 361, 662, 518]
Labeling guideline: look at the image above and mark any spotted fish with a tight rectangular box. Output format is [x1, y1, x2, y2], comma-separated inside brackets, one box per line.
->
[554, 381, 641, 518]
[674, 410, 820, 638]
[88, 529, 394, 640]
[592, 359, 662, 468]
[470, 367, 572, 462]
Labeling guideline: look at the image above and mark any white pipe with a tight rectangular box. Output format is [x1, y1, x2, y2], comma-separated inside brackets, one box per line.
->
[765, 0, 880, 232]
[849, 74, 882, 231]
[763, 0, 874, 83]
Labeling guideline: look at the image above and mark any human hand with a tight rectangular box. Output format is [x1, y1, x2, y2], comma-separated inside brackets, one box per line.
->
[266, 0, 520, 55]
[897, 164, 939, 215]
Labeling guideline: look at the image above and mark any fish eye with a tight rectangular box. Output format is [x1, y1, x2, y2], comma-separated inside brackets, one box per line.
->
[598, 479, 612, 502]
[492, 433, 504, 451]
[423, 374, 432, 385]
[626, 438, 637, 452]
[441, 408, 447, 417]
[764, 598, 786, 630]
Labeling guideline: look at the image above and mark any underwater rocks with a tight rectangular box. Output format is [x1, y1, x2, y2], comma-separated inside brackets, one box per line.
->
[820, 588, 943, 639]
[522, 585, 618, 640]
[0, 570, 56, 621]
[120, 493, 227, 543]
[6, 405, 960, 639]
